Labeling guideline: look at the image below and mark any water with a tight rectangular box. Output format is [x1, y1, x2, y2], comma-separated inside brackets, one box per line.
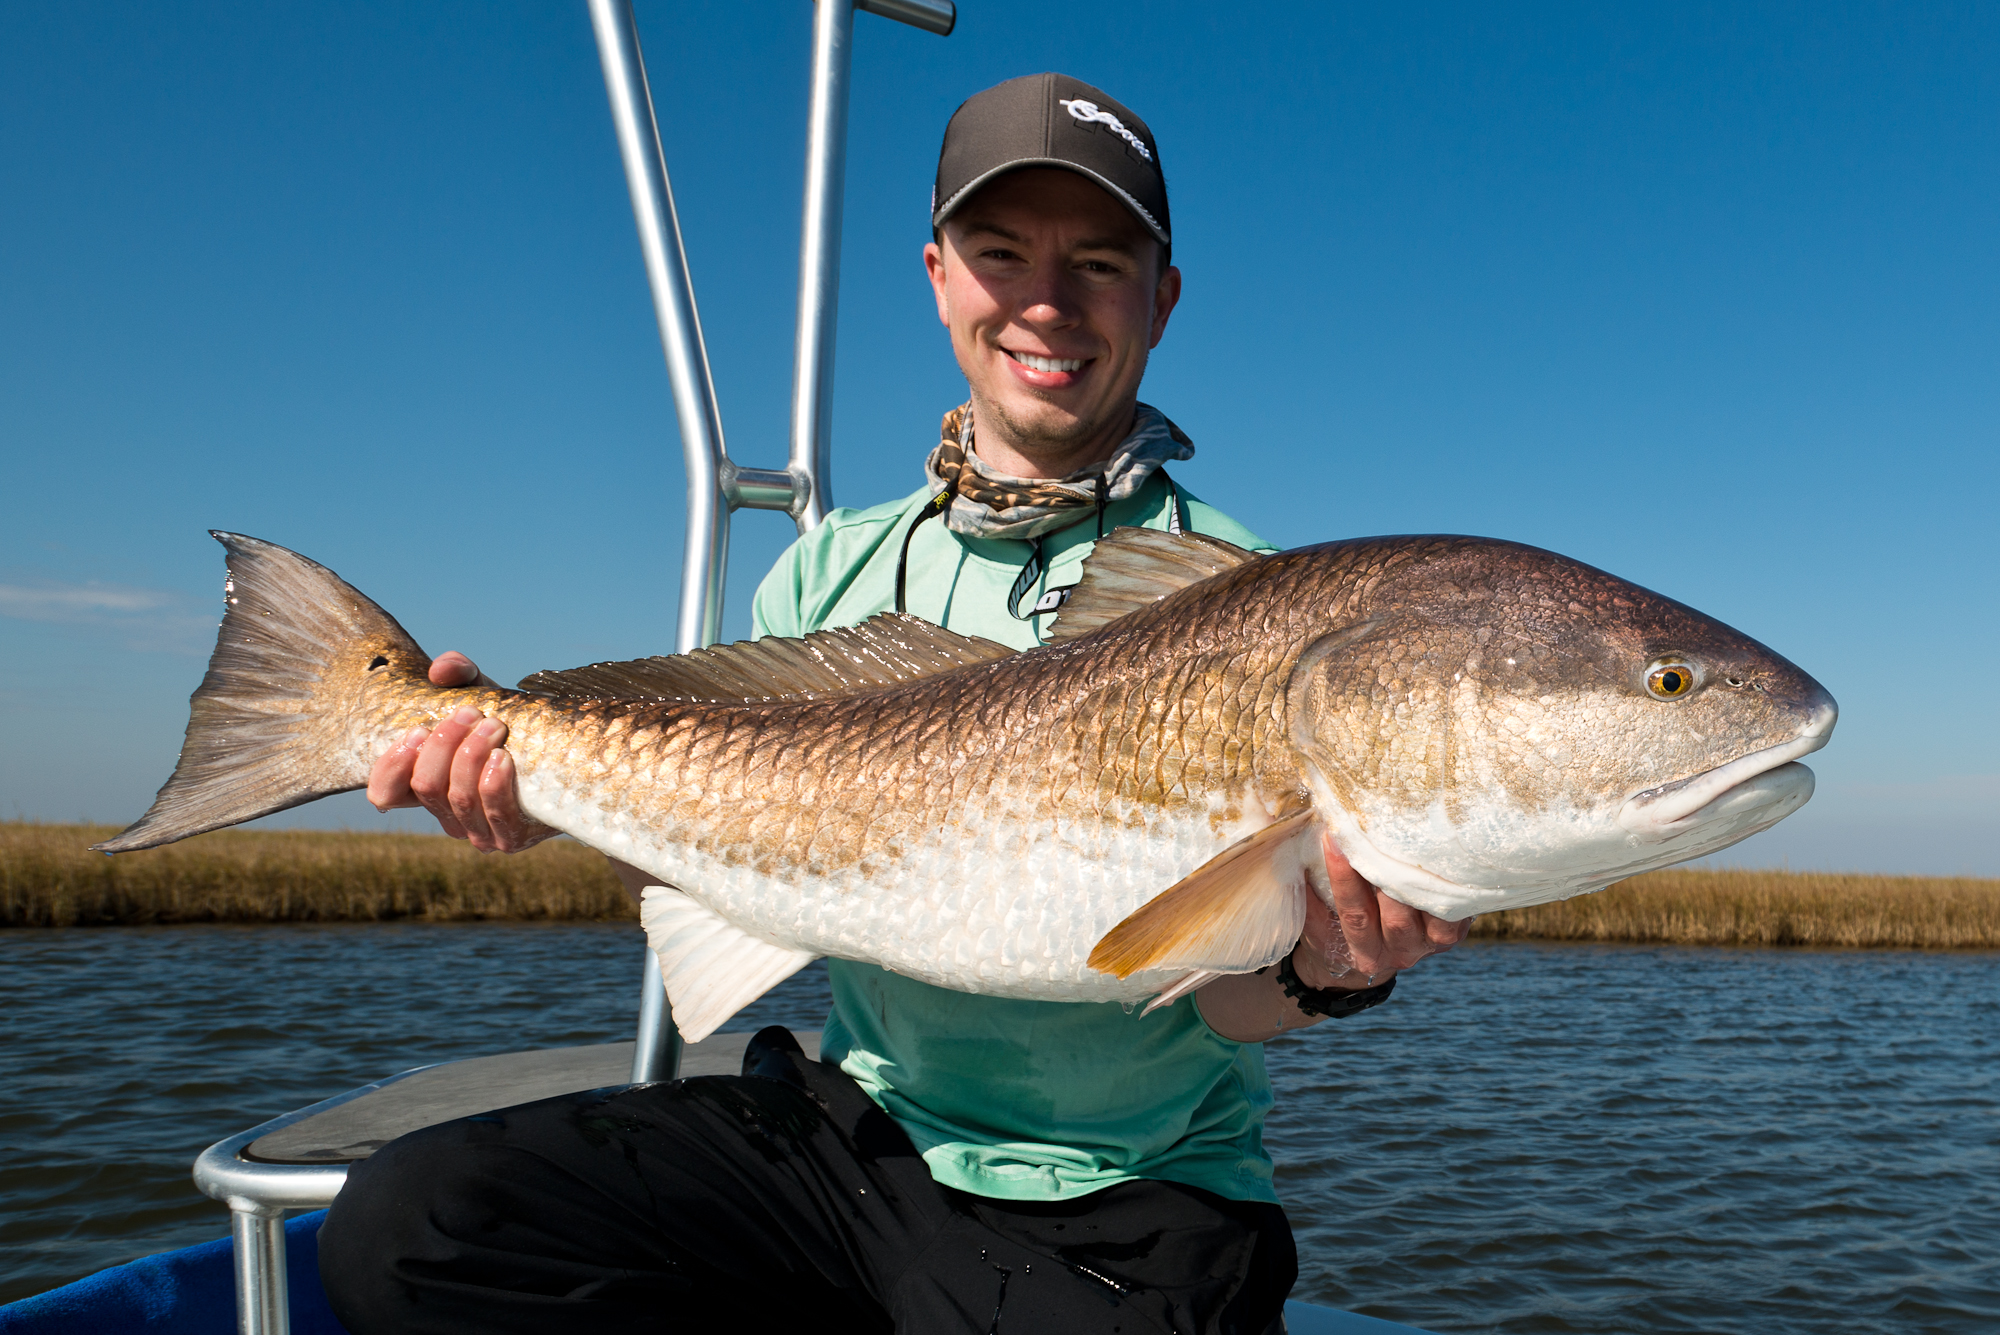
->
[0, 923, 831, 1307]
[2, 929, 1994, 1332]
[1266, 943, 1999, 1333]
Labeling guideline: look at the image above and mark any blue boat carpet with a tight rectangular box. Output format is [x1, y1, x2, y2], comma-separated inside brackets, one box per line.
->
[0, 1212, 347, 1335]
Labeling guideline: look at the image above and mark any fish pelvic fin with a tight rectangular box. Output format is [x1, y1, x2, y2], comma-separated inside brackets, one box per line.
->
[640, 886, 818, 1043]
[93, 532, 430, 853]
[1047, 527, 1261, 642]
[1087, 808, 1318, 979]
[517, 613, 1015, 703]
[1141, 970, 1222, 1015]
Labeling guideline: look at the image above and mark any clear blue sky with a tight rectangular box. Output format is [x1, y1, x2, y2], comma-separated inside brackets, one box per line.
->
[2, 2, 1994, 874]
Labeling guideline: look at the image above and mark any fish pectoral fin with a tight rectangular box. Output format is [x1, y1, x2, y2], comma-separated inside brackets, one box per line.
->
[640, 886, 817, 1044]
[1048, 527, 1261, 642]
[517, 614, 1014, 703]
[1087, 808, 1317, 979]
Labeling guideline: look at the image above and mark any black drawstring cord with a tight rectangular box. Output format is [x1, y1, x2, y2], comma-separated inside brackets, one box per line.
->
[893, 481, 957, 615]
[1157, 466, 1185, 536]
[1008, 473, 1109, 622]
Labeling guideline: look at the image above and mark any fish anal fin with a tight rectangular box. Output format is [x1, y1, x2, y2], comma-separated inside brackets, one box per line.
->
[1049, 527, 1261, 642]
[1088, 808, 1318, 979]
[640, 886, 817, 1044]
[519, 613, 1015, 703]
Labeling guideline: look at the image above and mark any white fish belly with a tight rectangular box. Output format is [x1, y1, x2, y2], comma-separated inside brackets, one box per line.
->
[517, 768, 1263, 1001]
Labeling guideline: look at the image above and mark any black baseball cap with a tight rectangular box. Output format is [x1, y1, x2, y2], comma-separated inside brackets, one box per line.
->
[932, 73, 1171, 252]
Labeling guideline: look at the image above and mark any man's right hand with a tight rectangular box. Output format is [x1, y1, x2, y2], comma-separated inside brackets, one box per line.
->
[367, 652, 557, 853]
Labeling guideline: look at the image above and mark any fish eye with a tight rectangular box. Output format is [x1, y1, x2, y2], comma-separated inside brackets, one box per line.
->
[1646, 660, 1698, 700]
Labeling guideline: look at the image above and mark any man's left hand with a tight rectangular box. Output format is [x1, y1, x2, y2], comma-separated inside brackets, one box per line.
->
[1193, 830, 1471, 1041]
[1295, 830, 1469, 989]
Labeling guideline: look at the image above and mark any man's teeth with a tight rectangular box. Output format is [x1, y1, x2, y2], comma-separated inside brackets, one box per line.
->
[1010, 352, 1085, 373]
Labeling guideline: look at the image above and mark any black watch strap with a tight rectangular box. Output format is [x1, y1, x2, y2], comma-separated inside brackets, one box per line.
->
[1275, 952, 1397, 1019]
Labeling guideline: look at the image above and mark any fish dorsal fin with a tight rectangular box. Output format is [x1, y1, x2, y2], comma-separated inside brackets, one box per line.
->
[1048, 527, 1262, 642]
[640, 886, 818, 1043]
[517, 613, 1015, 703]
[1087, 808, 1318, 979]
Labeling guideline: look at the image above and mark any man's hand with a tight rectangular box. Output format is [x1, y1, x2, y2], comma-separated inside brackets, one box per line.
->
[366, 652, 558, 853]
[1294, 830, 1470, 989]
[1195, 830, 1472, 1041]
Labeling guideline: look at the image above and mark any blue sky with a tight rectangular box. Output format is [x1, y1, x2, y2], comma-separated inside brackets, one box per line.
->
[2, 2, 1994, 874]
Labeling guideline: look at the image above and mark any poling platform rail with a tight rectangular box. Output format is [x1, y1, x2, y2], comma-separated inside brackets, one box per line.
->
[590, 0, 958, 1089]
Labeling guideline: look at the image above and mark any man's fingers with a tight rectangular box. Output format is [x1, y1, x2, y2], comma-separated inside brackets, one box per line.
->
[410, 706, 480, 839]
[429, 651, 481, 687]
[480, 749, 523, 850]
[480, 750, 557, 853]
[1375, 894, 1438, 971]
[1322, 831, 1387, 975]
[1428, 914, 1473, 949]
[448, 717, 507, 849]
[1315, 830, 1473, 979]
[375, 703, 541, 853]
[366, 726, 430, 811]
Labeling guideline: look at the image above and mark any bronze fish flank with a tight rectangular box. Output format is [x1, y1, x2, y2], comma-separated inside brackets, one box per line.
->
[98, 528, 1834, 1039]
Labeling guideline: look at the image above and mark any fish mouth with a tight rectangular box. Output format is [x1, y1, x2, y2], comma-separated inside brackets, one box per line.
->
[1617, 700, 1836, 844]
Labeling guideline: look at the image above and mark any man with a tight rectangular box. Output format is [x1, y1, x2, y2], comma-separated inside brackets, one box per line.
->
[327, 74, 1468, 1334]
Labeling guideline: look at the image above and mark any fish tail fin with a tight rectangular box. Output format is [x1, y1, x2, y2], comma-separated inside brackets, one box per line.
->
[93, 531, 432, 853]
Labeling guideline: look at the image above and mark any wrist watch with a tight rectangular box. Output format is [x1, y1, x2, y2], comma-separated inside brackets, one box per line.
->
[1274, 950, 1397, 1019]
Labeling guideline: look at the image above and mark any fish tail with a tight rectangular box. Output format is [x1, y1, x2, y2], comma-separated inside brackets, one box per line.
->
[93, 531, 435, 853]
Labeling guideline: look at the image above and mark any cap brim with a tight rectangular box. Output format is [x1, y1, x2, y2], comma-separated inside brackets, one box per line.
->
[932, 158, 1170, 247]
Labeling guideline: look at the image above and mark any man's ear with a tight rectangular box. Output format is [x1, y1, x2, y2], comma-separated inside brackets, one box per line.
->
[924, 240, 951, 326]
[1149, 263, 1183, 349]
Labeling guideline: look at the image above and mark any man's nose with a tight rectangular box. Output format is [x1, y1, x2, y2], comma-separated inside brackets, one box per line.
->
[1016, 267, 1083, 328]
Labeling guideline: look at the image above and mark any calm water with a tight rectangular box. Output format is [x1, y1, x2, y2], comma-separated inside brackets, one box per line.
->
[1, 927, 1994, 1332]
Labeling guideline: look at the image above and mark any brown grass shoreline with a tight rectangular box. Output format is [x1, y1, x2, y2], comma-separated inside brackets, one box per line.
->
[1, 823, 632, 927]
[4, 823, 1995, 948]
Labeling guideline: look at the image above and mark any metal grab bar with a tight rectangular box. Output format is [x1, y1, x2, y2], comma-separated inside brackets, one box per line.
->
[787, 0, 855, 531]
[585, 0, 954, 1083]
[193, 1068, 431, 1335]
[587, 0, 733, 661]
[858, 0, 956, 36]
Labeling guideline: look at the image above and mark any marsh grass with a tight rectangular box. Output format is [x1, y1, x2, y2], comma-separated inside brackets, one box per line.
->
[1, 823, 632, 927]
[4, 824, 1994, 947]
[1468, 867, 2000, 949]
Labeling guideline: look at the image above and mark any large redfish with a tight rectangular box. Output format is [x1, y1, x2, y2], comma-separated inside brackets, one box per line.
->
[98, 529, 1834, 1039]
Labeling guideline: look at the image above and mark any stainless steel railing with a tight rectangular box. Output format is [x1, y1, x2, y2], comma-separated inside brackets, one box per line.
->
[585, 0, 955, 1083]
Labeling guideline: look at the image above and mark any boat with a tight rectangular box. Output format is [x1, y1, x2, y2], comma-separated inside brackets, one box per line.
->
[0, 4, 1432, 1331]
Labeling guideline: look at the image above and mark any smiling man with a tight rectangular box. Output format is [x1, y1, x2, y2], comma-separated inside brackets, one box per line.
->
[326, 74, 1468, 1335]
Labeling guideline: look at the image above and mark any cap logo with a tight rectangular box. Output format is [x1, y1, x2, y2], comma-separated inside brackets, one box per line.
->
[1057, 98, 1152, 162]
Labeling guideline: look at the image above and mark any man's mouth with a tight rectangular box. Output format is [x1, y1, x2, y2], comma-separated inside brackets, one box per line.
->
[1005, 350, 1088, 373]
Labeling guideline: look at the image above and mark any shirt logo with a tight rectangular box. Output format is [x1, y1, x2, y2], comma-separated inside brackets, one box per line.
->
[1058, 98, 1152, 162]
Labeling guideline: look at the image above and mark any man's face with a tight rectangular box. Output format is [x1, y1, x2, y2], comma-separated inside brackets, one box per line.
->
[924, 168, 1181, 474]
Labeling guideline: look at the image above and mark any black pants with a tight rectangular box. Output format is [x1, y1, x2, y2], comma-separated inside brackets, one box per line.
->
[319, 1028, 1294, 1334]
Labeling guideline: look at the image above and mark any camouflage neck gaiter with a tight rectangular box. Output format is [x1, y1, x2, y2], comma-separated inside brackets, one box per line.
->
[923, 401, 1195, 542]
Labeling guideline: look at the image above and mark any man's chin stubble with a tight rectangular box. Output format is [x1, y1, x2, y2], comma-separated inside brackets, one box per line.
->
[972, 390, 1122, 474]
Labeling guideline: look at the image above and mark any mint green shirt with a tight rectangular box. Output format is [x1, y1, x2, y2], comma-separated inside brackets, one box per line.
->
[750, 472, 1286, 1204]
